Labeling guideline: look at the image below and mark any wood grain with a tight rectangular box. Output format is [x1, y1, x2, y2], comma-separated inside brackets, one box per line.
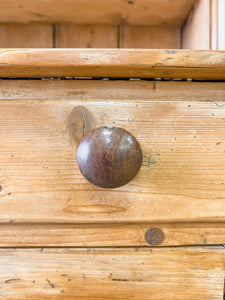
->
[0, 0, 194, 26]
[182, 0, 211, 49]
[0, 24, 53, 48]
[120, 26, 180, 48]
[0, 247, 224, 299]
[55, 25, 118, 48]
[0, 223, 224, 247]
[0, 80, 225, 223]
[0, 80, 224, 102]
[0, 49, 225, 80]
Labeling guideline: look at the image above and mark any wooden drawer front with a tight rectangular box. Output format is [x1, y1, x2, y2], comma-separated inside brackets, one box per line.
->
[0, 247, 224, 300]
[0, 80, 225, 247]
[0, 78, 225, 300]
[0, 80, 225, 220]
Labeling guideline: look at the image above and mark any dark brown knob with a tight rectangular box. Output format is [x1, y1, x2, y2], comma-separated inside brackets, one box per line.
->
[77, 126, 142, 188]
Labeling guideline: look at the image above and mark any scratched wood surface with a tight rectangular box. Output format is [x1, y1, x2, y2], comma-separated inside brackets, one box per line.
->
[0, 80, 224, 101]
[0, 80, 225, 225]
[0, 223, 224, 247]
[0, 49, 224, 79]
[0, 0, 194, 26]
[0, 247, 224, 299]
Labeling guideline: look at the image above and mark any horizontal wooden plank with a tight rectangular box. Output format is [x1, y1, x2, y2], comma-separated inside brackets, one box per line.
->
[0, 0, 194, 26]
[0, 80, 225, 223]
[0, 49, 225, 80]
[0, 248, 224, 299]
[0, 223, 224, 247]
[0, 80, 224, 101]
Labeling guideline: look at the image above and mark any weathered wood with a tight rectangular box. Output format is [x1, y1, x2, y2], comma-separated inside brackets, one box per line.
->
[0, 80, 224, 102]
[0, 247, 224, 299]
[55, 25, 118, 48]
[0, 49, 225, 79]
[0, 80, 225, 223]
[0, 0, 194, 26]
[182, 0, 211, 49]
[0, 24, 53, 48]
[0, 223, 224, 247]
[120, 26, 180, 48]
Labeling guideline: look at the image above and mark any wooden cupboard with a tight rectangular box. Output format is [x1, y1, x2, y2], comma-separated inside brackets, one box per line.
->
[0, 1, 224, 299]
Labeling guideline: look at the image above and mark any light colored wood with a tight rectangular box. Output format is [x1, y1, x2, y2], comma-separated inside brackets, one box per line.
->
[0, 49, 225, 79]
[0, 81, 225, 223]
[0, 248, 224, 299]
[218, 0, 225, 49]
[211, 0, 218, 50]
[182, 0, 211, 49]
[0, 223, 224, 247]
[55, 25, 118, 48]
[0, 0, 194, 26]
[0, 80, 224, 102]
[0, 24, 53, 48]
[120, 26, 180, 48]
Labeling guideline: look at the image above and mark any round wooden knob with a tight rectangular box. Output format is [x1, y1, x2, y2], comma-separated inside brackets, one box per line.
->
[77, 126, 142, 188]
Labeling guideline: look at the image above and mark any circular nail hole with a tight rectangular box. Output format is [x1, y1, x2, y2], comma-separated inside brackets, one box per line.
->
[0, 185, 2, 192]
[145, 227, 164, 245]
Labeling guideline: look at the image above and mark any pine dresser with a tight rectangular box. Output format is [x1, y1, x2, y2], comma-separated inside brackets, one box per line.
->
[0, 0, 224, 299]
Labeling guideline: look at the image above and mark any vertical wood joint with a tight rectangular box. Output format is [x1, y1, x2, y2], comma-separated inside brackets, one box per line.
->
[52, 24, 57, 48]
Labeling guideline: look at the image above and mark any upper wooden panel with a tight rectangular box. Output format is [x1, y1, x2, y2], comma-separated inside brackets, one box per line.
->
[119, 26, 180, 49]
[0, 49, 225, 80]
[0, 0, 194, 26]
[55, 25, 118, 48]
[0, 24, 53, 48]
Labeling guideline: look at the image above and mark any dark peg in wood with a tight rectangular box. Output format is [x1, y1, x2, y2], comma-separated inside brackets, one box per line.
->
[77, 126, 142, 188]
[145, 228, 165, 245]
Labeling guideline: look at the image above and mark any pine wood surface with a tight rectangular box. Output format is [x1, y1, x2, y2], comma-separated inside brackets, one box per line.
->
[0, 223, 224, 247]
[0, 49, 224, 79]
[55, 25, 118, 48]
[0, 0, 194, 26]
[119, 26, 180, 49]
[0, 24, 53, 48]
[0, 53, 224, 298]
[211, 0, 218, 49]
[182, 0, 211, 49]
[0, 247, 224, 299]
[0, 80, 225, 226]
[0, 80, 224, 101]
[0, 2, 223, 297]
